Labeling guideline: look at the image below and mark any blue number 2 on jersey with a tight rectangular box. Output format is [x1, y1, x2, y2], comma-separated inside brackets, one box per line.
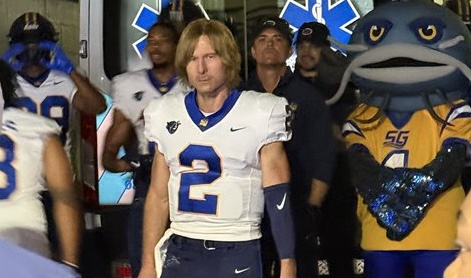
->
[178, 144, 221, 215]
[0, 135, 16, 199]
[16, 96, 69, 144]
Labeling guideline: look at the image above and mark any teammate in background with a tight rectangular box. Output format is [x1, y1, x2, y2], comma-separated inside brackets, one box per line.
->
[102, 21, 185, 278]
[294, 22, 357, 278]
[139, 19, 296, 278]
[241, 17, 336, 278]
[2, 12, 106, 145]
[1, 11, 105, 261]
[0, 59, 83, 276]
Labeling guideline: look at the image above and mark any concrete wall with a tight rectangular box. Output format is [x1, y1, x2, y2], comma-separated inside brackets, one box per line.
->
[0, 0, 80, 65]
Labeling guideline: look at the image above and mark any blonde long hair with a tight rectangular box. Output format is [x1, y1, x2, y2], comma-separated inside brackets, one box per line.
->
[175, 19, 241, 89]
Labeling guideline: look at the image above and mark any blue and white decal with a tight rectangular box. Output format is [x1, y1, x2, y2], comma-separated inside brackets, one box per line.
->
[281, 0, 360, 46]
[132, 0, 172, 58]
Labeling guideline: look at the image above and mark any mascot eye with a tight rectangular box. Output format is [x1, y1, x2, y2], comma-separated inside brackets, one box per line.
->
[409, 18, 445, 44]
[418, 25, 437, 40]
[370, 26, 385, 41]
[363, 19, 392, 46]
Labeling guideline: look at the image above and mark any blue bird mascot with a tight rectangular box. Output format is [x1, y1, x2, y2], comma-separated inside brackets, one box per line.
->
[329, 0, 471, 277]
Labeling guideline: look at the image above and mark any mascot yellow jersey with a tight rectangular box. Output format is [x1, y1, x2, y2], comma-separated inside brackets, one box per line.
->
[332, 0, 471, 276]
[344, 102, 471, 250]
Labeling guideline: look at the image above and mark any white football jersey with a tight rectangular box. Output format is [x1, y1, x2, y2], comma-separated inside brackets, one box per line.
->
[15, 70, 76, 153]
[144, 90, 291, 241]
[112, 69, 189, 155]
[0, 108, 61, 258]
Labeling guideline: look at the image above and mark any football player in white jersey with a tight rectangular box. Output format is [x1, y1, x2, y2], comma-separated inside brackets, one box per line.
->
[139, 19, 296, 278]
[102, 21, 186, 277]
[0, 60, 82, 276]
[2, 12, 106, 148]
[1, 12, 105, 259]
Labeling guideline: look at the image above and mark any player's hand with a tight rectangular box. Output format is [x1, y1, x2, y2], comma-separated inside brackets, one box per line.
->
[39, 41, 75, 75]
[2, 43, 26, 71]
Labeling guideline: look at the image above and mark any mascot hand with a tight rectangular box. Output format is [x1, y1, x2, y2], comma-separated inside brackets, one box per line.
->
[39, 41, 74, 75]
[2, 43, 26, 72]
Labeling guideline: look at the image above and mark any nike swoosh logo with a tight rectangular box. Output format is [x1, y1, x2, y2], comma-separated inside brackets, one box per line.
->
[276, 193, 287, 210]
[230, 127, 246, 132]
[234, 267, 250, 274]
[53, 80, 64, 85]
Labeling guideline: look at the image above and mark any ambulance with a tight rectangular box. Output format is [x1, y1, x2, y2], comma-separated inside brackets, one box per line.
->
[77, 0, 464, 277]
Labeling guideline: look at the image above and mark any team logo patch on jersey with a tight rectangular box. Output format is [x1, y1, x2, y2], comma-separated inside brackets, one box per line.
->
[383, 130, 409, 149]
[199, 118, 209, 127]
[166, 121, 180, 134]
[133, 91, 144, 101]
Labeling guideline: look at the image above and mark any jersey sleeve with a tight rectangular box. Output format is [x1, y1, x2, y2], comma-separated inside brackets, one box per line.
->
[143, 98, 163, 151]
[343, 119, 368, 149]
[4, 109, 61, 140]
[18, 112, 60, 137]
[264, 96, 292, 145]
[342, 106, 380, 152]
[440, 102, 471, 149]
[111, 72, 138, 123]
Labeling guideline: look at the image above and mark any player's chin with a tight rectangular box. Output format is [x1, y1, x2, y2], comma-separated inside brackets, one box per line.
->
[153, 60, 171, 68]
[150, 56, 167, 64]
[193, 85, 212, 94]
[297, 60, 316, 70]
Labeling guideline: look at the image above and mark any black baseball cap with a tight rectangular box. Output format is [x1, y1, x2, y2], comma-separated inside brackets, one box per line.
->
[253, 17, 293, 45]
[295, 22, 330, 46]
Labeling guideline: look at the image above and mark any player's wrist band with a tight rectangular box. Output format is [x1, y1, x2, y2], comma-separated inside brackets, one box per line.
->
[264, 182, 296, 259]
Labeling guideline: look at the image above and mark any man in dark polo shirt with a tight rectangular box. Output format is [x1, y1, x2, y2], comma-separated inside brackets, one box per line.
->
[295, 21, 358, 278]
[241, 17, 336, 278]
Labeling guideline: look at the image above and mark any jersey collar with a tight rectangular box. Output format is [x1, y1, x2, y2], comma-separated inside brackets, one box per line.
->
[185, 89, 241, 131]
[147, 70, 177, 94]
[19, 70, 50, 87]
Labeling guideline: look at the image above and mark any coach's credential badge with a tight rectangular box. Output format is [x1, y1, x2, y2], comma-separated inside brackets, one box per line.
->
[166, 121, 181, 134]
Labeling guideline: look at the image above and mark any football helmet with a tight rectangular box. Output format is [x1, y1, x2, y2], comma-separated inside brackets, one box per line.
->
[7, 12, 58, 44]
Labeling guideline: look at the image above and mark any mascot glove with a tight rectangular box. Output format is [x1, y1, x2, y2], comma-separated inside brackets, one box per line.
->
[39, 41, 75, 75]
[1, 43, 26, 72]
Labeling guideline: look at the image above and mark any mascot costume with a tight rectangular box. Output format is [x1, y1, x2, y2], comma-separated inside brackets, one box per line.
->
[328, 0, 471, 277]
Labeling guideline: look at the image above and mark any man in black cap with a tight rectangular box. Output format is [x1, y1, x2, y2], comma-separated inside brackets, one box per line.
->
[295, 22, 351, 99]
[241, 17, 336, 278]
[295, 22, 358, 278]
